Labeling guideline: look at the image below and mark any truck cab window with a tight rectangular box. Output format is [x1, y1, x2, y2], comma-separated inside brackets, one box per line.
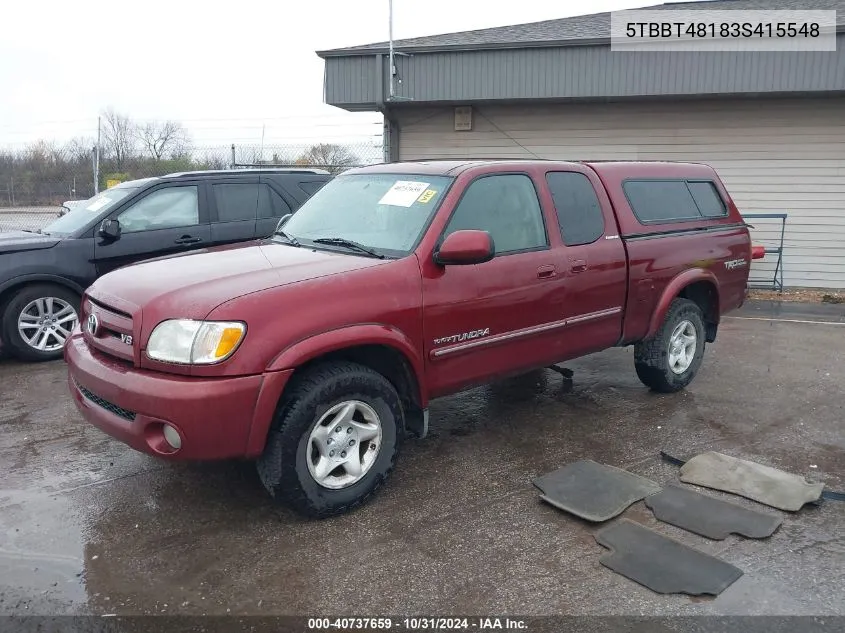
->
[442, 174, 547, 254]
[546, 171, 605, 246]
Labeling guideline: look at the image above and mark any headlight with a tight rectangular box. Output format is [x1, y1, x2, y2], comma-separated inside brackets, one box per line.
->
[146, 319, 246, 364]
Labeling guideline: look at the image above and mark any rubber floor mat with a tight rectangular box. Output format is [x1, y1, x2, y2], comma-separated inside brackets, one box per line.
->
[645, 483, 782, 540]
[679, 451, 824, 512]
[595, 519, 744, 596]
[533, 460, 661, 522]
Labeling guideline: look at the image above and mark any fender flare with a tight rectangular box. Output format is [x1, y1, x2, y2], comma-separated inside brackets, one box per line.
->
[265, 323, 427, 405]
[0, 274, 85, 298]
[645, 268, 720, 339]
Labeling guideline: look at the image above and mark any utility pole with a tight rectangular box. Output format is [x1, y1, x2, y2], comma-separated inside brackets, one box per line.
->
[260, 124, 266, 164]
[388, 0, 395, 101]
[94, 115, 101, 195]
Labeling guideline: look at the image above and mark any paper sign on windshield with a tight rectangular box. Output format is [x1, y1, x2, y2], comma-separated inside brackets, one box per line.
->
[378, 181, 430, 207]
[86, 197, 111, 212]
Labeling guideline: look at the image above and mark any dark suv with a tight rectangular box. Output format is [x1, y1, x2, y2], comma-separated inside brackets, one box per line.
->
[0, 168, 331, 362]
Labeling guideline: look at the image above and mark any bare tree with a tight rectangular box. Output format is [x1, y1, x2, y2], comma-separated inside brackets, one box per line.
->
[100, 108, 137, 170]
[201, 151, 231, 170]
[65, 137, 96, 163]
[27, 139, 62, 164]
[136, 120, 191, 161]
[295, 143, 359, 175]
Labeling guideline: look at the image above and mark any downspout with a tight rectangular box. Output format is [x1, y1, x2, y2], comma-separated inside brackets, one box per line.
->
[376, 53, 399, 163]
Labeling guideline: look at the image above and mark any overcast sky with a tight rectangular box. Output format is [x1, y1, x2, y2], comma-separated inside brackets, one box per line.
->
[1, 0, 647, 149]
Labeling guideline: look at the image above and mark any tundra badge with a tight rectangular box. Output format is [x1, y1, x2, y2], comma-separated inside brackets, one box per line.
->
[433, 328, 490, 346]
[724, 258, 748, 270]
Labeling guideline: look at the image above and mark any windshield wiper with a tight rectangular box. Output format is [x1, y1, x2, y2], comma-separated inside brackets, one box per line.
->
[312, 237, 385, 259]
[272, 229, 300, 246]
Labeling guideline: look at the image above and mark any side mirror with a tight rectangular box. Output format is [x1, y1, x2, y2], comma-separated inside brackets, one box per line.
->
[98, 218, 121, 240]
[433, 230, 494, 266]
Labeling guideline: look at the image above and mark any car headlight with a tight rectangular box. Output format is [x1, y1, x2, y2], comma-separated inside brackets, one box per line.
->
[146, 319, 246, 364]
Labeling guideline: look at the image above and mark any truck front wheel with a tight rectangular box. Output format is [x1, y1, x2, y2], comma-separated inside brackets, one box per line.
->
[257, 361, 403, 518]
[634, 298, 706, 393]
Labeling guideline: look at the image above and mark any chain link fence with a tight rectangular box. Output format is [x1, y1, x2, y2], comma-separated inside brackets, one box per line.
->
[0, 141, 384, 232]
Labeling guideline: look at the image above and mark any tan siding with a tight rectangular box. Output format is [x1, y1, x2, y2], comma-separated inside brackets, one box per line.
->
[397, 98, 845, 289]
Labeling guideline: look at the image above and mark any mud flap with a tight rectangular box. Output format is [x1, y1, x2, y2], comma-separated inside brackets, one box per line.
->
[405, 408, 429, 439]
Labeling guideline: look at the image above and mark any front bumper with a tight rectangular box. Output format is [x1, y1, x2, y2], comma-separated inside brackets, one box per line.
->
[65, 333, 293, 460]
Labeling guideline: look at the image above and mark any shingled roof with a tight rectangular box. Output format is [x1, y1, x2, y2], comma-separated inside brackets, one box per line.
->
[317, 0, 845, 56]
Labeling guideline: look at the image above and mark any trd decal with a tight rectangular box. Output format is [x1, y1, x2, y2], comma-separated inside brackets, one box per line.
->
[433, 328, 490, 346]
[724, 258, 748, 270]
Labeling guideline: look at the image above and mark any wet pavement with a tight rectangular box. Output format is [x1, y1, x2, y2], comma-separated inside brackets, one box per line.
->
[1, 304, 843, 617]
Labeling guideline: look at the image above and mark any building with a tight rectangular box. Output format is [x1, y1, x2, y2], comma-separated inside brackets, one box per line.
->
[317, 0, 845, 289]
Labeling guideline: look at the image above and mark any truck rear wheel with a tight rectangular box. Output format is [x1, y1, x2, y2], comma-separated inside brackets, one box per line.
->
[634, 298, 706, 393]
[257, 361, 402, 518]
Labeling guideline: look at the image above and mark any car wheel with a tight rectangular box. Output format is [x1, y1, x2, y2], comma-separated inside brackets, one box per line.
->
[634, 298, 706, 393]
[1, 284, 81, 362]
[257, 361, 403, 518]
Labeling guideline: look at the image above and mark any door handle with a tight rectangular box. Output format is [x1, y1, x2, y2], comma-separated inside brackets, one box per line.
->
[174, 236, 202, 245]
[569, 259, 587, 273]
[537, 265, 556, 279]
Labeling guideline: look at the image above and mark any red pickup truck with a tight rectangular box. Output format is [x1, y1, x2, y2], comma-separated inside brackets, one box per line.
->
[65, 159, 758, 517]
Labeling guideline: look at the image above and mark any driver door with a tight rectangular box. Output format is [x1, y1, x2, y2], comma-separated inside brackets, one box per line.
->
[93, 182, 211, 276]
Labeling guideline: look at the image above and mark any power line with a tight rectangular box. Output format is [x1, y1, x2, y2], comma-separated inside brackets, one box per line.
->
[0, 114, 383, 134]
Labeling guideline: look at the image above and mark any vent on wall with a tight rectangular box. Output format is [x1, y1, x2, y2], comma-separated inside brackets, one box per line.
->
[454, 106, 473, 131]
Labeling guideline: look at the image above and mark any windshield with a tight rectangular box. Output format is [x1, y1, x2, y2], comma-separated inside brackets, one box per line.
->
[280, 173, 454, 257]
[42, 187, 139, 236]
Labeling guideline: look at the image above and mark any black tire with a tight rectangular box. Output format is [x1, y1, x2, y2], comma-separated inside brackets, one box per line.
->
[257, 361, 403, 518]
[1, 284, 81, 362]
[634, 298, 706, 393]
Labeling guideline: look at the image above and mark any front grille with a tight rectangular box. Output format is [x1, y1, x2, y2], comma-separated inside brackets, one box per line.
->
[83, 297, 135, 364]
[75, 379, 136, 421]
[88, 296, 132, 319]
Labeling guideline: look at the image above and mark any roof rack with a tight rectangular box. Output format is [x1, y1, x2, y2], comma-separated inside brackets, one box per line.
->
[164, 167, 331, 177]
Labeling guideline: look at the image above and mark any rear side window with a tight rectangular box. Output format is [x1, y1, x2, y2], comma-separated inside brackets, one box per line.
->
[546, 172, 605, 246]
[623, 179, 727, 223]
[213, 183, 258, 222]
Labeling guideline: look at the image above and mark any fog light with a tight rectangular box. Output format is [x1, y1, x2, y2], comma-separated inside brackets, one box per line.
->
[162, 424, 182, 450]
